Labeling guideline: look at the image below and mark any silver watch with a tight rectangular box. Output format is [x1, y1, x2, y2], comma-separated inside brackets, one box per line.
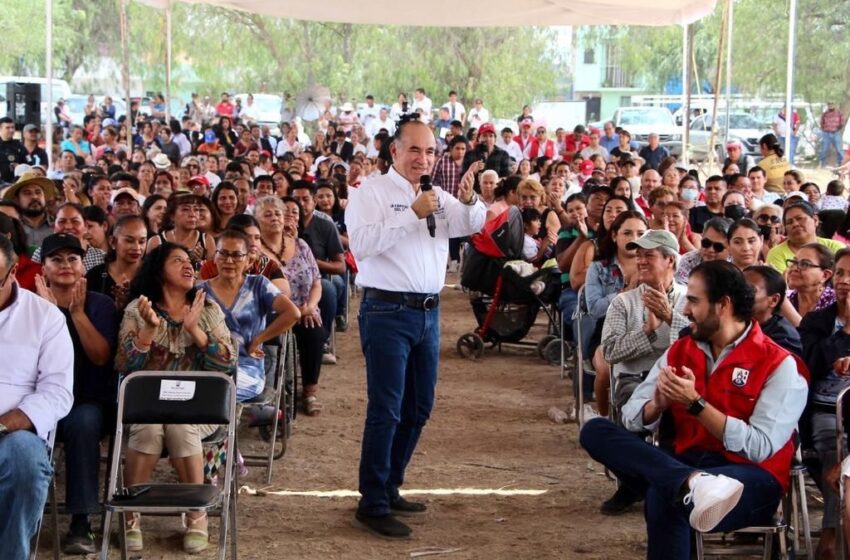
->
[462, 193, 479, 206]
[0, 423, 8, 438]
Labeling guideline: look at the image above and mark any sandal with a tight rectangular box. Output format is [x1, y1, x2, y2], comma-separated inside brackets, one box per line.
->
[303, 395, 323, 416]
[125, 513, 143, 552]
[182, 512, 209, 554]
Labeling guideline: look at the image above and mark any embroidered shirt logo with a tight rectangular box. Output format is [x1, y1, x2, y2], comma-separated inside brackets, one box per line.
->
[731, 367, 750, 388]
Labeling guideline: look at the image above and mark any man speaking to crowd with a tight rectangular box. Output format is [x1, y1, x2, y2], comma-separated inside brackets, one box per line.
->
[347, 118, 486, 538]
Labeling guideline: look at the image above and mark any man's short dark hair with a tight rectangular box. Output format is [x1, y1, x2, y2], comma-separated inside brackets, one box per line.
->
[448, 136, 468, 149]
[450, 120, 463, 129]
[501, 127, 513, 135]
[253, 175, 274, 188]
[291, 179, 316, 195]
[448, 90, 457, 97]
[747, 166, 767, 178]
[366, 94, 374, 100]
[0, 116, 14, 126]
[0, 231, 17, 268]
[690, 260, 754, 322]
[706, 175, 726, 186]
[109, 171, 140, 190]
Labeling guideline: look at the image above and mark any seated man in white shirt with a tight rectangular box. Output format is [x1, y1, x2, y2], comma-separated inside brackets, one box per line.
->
[0, 234, 75, 559]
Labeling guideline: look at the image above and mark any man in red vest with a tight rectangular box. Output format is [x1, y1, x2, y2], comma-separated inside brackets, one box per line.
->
[580, 260, 808, 560]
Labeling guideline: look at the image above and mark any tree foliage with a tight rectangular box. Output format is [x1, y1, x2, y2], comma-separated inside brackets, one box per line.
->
[595, 0, 850, 111]
[0, 0, 559, 118]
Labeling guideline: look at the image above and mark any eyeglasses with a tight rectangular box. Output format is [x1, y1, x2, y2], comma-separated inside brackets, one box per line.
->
[756, 214, 781, 224]
[785, 258, 822, 271]
[701, 238, 726, 252]
[216, 250, 247, 262]
[0, 266, 14, 290]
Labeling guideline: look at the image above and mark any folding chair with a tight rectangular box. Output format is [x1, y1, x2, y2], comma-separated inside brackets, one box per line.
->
[99, 371, 238, 560]
[837, 386, 850, 559]
[243, 332, 293, 484]
[570, 286, 597, 426]
[30, 430, 60, 560]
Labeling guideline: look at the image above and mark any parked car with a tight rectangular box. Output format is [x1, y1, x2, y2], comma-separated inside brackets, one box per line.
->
[610, 106, 682, 156]
[0, 75, 72, 124]
[65, 94, 128, 125]
[688, 112, 771, 162]
[234, 93, 282, 129]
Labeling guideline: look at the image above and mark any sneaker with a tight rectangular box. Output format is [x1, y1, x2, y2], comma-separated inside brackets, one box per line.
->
[63, 523, 96, 554]
[684, 473, 744, 532]
[182, 513, 209, 554]
[390, 496, 427, 516]
[448, 260, 459, 273]
[335, 316, 348, 332]
[600, 485, 642, 515]
[322, 352, 337, 365]
[354, 512, 412, 539]
[125, 514, 143, 552]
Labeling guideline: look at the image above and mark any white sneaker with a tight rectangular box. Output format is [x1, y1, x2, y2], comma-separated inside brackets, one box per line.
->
[448, 260, 459, 273]
[684, 473, 744, 532]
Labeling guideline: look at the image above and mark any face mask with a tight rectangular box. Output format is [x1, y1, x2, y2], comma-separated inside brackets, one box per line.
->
[681, 188, 698, 202]
[724, 205, 747, 221]
[759, 225, 772, 238]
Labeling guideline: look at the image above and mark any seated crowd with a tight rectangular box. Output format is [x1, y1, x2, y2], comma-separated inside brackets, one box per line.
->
[1, 90, 850, 559]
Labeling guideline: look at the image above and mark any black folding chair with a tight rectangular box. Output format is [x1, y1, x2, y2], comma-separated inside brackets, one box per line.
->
[243, 332, 296, 484]
[99, 370, 238, 560]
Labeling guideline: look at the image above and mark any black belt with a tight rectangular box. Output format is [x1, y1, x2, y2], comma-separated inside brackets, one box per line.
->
[362, 288, 440, 311]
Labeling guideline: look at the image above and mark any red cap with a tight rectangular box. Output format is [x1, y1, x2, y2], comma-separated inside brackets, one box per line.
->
[580, 160, 595, 175]
[478, 123, 496, 136]
[187, 175, 210, 188]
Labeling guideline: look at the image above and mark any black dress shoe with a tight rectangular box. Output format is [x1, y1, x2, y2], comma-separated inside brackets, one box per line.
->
[600, 485, 643, 515]
[354, 512, 411, 539]
[390, 496, 427, 515]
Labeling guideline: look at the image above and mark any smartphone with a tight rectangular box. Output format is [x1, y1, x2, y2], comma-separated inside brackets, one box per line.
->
[113, 485, 151, 500]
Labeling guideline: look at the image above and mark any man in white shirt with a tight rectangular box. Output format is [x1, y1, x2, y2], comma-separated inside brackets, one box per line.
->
[411, 88, 433, 123]
[497, 127, 524, 164]
[0, 235, 74, 559]
[468, 99, 490, 129]
[441, 91, 466, 126]
[367, 107, 396, 139]
[359, 95, 381, 129]
[347, 119, 485, 539]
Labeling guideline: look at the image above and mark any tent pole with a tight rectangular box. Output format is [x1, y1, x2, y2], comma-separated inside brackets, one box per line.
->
[681, 24, 692, 166]
[165, 2, 172, 125]
[724, 0, 733, 146]
[708, 0, 728, 169]
[120, 0, 132, 155]
[45, 0, 53, 169]
[783, 0, 797, 162]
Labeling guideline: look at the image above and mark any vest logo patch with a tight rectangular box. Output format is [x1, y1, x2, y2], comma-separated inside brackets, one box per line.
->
[731, 367, 750, 388]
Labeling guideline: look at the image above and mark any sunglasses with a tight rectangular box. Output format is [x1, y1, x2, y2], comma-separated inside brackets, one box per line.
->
[701, 238, 726, 252]
[756, 214, 781, 224]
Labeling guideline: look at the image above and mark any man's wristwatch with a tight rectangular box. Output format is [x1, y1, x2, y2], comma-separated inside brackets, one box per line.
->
[687, 397, 707, 416]
[0, 423, 9, 438]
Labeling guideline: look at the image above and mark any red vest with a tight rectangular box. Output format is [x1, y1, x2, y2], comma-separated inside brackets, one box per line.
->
[666, 322, 809, 491]
[530, 139, 555, 159]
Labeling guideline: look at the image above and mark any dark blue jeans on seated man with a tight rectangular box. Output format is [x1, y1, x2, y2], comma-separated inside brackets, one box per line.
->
[357, 296, 440, 517]
[0, 430, 53, 559]
[319, 275, 347, 338]
[580, 417, 783, 560]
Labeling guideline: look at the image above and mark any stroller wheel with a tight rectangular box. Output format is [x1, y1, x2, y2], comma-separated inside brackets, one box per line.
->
[457, 332, 485, 360]
[542, 338, 563, 366]
[536, 335, 557, 361]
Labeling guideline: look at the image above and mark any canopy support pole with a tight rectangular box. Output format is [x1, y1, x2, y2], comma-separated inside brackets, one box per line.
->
[120, 0, 132, 155]
[708, 0, 729, 169]
[681, 24, 692, 166]
[165, 2, 172, 125]
[45, 0, 53, 169]
[724, 0, 734, 146]
[783, 0, 797, 162]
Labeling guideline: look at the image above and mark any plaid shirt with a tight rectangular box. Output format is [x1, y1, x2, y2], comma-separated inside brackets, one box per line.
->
[821, 109, 845, 133]
[432, 153, 463, 197]
[601, 282, 689, 379]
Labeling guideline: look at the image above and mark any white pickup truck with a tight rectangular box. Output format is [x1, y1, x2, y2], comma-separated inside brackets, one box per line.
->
[611, 106, 683, 157]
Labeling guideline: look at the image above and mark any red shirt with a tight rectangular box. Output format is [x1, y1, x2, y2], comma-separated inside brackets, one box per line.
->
[216, 101, 234, 117]
[14, 254, 41, 292]
[563, 134, 590, 159]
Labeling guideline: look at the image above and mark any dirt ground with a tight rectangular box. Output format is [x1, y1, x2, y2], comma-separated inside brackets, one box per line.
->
[37, 271, 655, 560]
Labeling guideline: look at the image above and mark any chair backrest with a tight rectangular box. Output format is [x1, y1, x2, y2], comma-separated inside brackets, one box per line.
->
[119, 371, 234, 425]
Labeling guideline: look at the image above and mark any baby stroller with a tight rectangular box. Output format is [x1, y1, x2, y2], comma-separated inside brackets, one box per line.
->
[457, 206, 561, 360]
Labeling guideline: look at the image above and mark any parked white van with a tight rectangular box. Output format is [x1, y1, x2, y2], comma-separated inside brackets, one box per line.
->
[0, 76, 73, 123]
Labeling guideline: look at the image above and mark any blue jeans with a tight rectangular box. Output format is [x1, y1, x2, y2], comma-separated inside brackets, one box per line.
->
[779, 135, 799, 165]
[580, 418, 783, 560]
[58, 403, 106, 515]
[558, 287, 577, 343]
[820, 131, 844, 167]
[357, 296, 440, 517]
[0, 431, 52, 559]
[319, 277, 338, 340]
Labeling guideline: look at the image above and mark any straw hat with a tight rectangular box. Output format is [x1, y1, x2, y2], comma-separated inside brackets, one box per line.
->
[2, 171, 57, 201]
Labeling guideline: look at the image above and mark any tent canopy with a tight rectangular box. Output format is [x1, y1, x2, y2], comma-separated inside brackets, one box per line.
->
[137, 0, 716, 27]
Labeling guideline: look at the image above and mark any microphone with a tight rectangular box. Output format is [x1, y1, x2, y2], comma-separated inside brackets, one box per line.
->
[420, 174, 436, 238]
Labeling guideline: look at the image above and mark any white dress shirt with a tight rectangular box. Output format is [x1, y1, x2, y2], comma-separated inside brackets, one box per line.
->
[468, 107, 490, 128]
[496, 139, 524, 163]
[0, 285, 74, 441]
[347, 167, 486, 294]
